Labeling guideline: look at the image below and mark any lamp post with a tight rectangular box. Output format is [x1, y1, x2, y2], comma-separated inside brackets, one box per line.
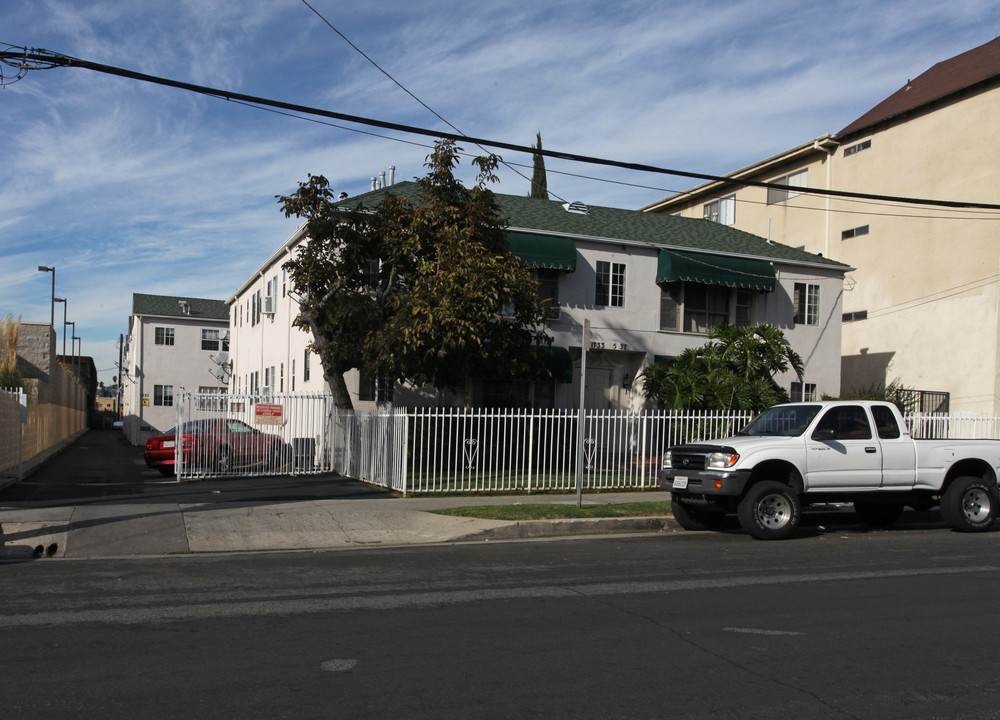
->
[72, 335, 80, 369]
[66, 321, 75, 365]
[37, 265, 55, 328]
[53, 298, 67, 357]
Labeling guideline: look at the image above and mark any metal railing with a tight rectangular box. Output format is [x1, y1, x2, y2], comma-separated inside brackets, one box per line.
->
[0, 387, 27, 482]
[173, 391, 334, 479]
[334, 407, 755, 495]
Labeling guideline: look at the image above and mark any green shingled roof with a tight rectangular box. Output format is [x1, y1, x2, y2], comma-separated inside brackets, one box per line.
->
[132, 293, 229, 320]
[339, 182, 848, 271]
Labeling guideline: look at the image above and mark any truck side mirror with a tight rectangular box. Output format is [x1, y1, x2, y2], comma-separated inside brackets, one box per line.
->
[812, 428, 836, 441]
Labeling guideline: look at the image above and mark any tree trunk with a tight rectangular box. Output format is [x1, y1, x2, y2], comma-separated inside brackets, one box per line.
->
[325, 369, 354, 411]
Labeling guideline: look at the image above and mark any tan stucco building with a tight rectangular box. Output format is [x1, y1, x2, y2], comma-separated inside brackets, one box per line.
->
[644, 38, 1000, 414]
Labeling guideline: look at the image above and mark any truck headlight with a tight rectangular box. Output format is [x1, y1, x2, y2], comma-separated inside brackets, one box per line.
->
[707, 452, 739, 469]
[661, 451, 673, 470]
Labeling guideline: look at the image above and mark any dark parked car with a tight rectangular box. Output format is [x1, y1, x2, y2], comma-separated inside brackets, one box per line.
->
[144, 418, 289, 477]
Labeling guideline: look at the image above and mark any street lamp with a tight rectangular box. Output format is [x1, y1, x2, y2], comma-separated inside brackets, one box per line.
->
[66, 321, 75, 365]
[72, 335, 80, 367]
[37, 265, 55, 328]
[53, 298, 67, 357]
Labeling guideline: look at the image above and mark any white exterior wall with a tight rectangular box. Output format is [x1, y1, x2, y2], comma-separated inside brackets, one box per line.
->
[231, 231, 844, 411]
[121, 313, 228, 445]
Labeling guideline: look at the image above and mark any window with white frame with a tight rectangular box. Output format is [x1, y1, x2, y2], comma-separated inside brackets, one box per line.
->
[196, 386, 227, 410]
[793, 282, 820, 326]
[303, 349, 311, 382]
[201, 329, 221, 351]
[154, 327, 174, 346]
[790, 381, 817, 402]
[660, 283, 755, 334]
[153, 384, 174, 406]
[767, 169, 808, 204]
[595, 261, 625, 307]
[703, 195, 736, 225]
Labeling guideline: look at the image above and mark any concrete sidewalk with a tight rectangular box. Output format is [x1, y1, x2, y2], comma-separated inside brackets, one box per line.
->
[0, 491, 677, 561]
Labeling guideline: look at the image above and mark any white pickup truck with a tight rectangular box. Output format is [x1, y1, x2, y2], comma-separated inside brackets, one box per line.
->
[659, 400, 1000, 540]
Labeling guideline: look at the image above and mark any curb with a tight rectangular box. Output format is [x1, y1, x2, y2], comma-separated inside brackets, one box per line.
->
[458, 515, 678, 541]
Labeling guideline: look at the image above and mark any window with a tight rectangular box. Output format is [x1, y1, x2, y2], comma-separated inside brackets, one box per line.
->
[279, 363, 284, 392]
[703, 194, 736, 225]
[282, 268, 287, 297]
[841, 225, 869, 240]
[197, 386, 227, 411]
[153, 384, 173, 406]
[595, 261, 625, 307]
[794, 282, 819, 326]
[303, 349, 311, 382]
[359, 368, 394, 403]
[201, 329, 221, 351]
[291, 359, 296, 392]
[871, 405, 901, 439]
[154, 327, 174, 346]
[812, 405, 872, 441]
[767, 168, 808, 204]
[844, 139, 871, 157]
[790, 381, 817, 402]
[660, 283, 755, 333]
[534, 268, 561, 318]
[843, 310, 868, 323]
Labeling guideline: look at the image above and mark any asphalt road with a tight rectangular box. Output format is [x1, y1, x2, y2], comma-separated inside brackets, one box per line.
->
[4, 529, 1000, 719]
[2, 428, 392, 506]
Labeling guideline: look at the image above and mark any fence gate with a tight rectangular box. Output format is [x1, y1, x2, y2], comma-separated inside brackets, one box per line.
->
[173, 392, 334, 479]
[0, 387, 27, 483]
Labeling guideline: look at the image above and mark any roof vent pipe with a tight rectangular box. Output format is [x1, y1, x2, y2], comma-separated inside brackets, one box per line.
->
[371, 177, 377, 190]
[388, 166, 395, 186]
[379, 171, 386, 188]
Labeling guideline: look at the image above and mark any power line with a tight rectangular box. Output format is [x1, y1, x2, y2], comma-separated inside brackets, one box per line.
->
[4, 44, 1000, 211]
[297, 1, 551, 199]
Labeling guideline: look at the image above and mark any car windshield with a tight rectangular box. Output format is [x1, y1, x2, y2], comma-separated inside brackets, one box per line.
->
[736, 405, 822, 437]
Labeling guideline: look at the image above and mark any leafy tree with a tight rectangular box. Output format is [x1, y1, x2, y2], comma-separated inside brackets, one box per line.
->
[278, 140, 550, 410]
[529, 132, 548, 199]
[642, 323, 803, 412]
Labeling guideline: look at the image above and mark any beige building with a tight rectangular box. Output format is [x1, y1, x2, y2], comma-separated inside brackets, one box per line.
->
[643, 38, 1000, 414]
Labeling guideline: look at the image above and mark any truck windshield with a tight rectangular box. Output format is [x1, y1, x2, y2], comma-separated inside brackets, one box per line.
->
[737, 405, 822, 437]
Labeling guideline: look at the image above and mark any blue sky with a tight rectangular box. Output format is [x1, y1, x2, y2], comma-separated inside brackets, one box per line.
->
[2, 0, 999, 387]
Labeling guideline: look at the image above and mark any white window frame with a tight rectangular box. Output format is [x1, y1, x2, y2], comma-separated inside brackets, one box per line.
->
[660, 283, 756, 334]
[794, 282, 820, 326]
[153, 384, 174, 406]
[703, 194, 736, 225]
[790, 381, 817, 402]
[767, 169, 808, 205]
[154, 327, 174, 346]
[595, 261, 626, 308]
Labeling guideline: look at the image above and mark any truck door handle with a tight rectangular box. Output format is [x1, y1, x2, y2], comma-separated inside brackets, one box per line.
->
[865, 447, 877, 453]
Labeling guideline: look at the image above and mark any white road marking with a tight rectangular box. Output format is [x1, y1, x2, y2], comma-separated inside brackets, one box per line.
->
[321, 659, 358, 673]
[723, 627, 804, 636]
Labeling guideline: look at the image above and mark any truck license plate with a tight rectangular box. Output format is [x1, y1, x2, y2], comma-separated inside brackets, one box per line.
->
[672, 476, 688, 490]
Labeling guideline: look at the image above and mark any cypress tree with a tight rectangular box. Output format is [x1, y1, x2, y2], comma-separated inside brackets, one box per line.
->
[530, 131, 548, 199]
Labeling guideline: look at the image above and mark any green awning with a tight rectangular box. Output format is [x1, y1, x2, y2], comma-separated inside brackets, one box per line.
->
[506, 232, 577, 271]
[656, 249, 775, 292]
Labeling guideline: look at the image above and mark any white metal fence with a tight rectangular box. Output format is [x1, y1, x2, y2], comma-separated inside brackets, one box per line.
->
[169, 395, 1000, 492]
[334, 408, 755, 494]
[0, 387, 27, 482]
[173, 391, 335, 479]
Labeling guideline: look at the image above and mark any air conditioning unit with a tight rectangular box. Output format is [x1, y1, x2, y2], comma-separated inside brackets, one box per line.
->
[262, 295, 277, 315]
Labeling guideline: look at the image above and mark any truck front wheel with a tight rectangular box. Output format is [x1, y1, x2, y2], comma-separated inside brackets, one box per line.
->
[941, 476, 998, 532]
[738, 481, 800, 540]
[671, 499, 726, 532]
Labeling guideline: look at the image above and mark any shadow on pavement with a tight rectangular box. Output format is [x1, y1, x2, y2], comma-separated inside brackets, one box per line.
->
[0, 428, 393, 508]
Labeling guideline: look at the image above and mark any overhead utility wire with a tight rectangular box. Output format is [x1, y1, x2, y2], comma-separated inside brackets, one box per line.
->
[4, 45, 1000, 211]
[297, 1, 550, 198]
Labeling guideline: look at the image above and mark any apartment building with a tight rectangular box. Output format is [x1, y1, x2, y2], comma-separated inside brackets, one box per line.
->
[644, 38, 1000, 414]
[229, 182, 849, 410]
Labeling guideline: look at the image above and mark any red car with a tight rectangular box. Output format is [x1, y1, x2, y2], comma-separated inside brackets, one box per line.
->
[144, 419, 288, 476]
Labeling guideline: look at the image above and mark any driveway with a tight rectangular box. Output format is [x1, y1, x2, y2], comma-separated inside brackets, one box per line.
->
[0, 428, 392, 508]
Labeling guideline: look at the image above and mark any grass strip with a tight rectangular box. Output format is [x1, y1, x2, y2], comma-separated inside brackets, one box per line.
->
[431, 501, 671, 521]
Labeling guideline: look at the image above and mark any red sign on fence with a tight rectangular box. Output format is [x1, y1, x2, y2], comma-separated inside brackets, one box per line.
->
[255, 403, 284, 426]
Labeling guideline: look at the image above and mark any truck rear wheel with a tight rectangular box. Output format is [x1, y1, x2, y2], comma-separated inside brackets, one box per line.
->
[738, 481, 800, 540]
[940, 476, 998, 532]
